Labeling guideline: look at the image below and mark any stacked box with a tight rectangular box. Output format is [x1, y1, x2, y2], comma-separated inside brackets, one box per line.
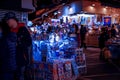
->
[33, 62, 58, 80]
[46, 62, 58, 80]
[78, 66, 87, 74]
[75, 48, 87, 74]
[64, 60, 72, 80]
[33, 59, 78, 80]
[33, 63, 41, 80]
[64, 47, 76, 58]
[71, 59, 79, 76]
[57, 61, 65, 80]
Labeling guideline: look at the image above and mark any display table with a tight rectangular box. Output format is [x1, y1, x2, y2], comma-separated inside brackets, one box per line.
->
[33, 59, 78, 80]
[32, 39, 87, 80]
[106, 38, 120, 59]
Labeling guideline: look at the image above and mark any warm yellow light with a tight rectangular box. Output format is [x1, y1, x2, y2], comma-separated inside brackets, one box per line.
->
[103, 7, 107, 11]
[92, 4, 95, 7]
[90, 6, 94, 10]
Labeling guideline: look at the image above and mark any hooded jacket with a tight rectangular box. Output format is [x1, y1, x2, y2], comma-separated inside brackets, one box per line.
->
[15, 23, 32, 67]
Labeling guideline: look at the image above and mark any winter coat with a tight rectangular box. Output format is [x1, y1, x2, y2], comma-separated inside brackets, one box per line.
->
[80, 27, 87, 35]
[0, 32, 17, 73]
[99, 32, 107, 49]
[111, 29, 116, 38]
[80, 27, 87, 41]
[16, 27, 32, 67]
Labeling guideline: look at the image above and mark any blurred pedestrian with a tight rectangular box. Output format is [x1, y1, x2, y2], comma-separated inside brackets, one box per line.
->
[99, 27, 109, 60]
[73, 24, 80, 47]
[80, 25, 87, 49]
[105, 26, 110, 40]
[99, 27, 107, 50]
[0, 22, 17, 80]
[111, 25, 116, 38]
[3, 12, 32, 80]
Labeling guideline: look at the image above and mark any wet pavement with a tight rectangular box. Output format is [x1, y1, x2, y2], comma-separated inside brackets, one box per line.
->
[77, 48, 120, 80]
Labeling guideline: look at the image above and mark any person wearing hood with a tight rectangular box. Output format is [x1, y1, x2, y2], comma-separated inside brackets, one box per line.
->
[2, 12, 32, 80]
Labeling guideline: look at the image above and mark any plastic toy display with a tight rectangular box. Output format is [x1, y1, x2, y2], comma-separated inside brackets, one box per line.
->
[31, 23, 87, 80]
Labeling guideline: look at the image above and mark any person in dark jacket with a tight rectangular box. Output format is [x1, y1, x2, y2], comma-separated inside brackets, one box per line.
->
[80, 25, 87, 49]
[99, 27, 109, 60]
[99, 28, 106, 50]
[111, 25, 116, 38]
[0, 22, 17, 80]
[3, 12, 32, 80]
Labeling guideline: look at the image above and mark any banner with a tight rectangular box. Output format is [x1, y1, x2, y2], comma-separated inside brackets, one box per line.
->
[104, 17, 111, 27]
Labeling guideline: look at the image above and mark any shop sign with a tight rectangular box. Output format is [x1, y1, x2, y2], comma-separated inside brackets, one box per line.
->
[104, 17, 111, 27]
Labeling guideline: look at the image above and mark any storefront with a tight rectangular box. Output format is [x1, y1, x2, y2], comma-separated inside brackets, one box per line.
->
[59, 0, 120, 47]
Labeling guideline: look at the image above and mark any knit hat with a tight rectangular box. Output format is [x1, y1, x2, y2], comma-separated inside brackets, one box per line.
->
[3, 12, 18, 22]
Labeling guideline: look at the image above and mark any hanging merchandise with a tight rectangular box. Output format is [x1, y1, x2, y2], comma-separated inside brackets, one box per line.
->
[64, 60, 72, 79]
[33, 41, 41, 62]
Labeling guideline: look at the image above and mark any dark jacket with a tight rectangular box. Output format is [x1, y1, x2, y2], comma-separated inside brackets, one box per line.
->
[0, 32, 17, 73]
[80, 27, 87, 40]
[111, 29, 116, 37]
[80, 27, 87, 35]
[16, 27, 32, 67]
[99, 32, 107, 49]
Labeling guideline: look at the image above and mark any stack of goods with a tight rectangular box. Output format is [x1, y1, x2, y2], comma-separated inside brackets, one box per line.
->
[75, 48, 87, 74]
[33, 62, 58, 80]
[33, 59, 78, 80]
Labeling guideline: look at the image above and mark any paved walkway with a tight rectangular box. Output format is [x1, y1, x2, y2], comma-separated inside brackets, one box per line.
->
[77, 48, 120, 80]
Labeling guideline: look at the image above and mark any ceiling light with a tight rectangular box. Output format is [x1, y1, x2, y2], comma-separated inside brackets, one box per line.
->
[92, 4, 95, 7]
[58, 11, 61, 14]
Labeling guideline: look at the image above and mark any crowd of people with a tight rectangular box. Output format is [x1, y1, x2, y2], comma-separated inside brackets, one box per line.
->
[99, 25, 119, 60]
